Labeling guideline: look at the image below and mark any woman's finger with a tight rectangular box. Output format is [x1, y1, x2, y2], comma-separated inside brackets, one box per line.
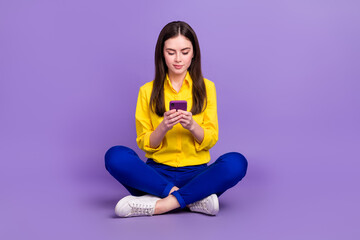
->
[165, 109, 176, 117]
[170, 118, 182, 126]
[168, 113, 182, 123]
[180, 118, 189, 124]
[178, 110, 189, 116]
[169, 111, 181, 119]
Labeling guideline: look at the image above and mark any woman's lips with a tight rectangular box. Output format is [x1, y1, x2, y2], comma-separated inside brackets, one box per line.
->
[173, 65, 183, 69]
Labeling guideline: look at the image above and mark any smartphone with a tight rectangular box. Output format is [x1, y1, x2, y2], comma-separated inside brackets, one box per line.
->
[169, 100, 187, 111]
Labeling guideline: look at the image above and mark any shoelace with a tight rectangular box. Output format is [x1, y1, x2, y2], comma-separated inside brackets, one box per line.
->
[129, 201, 154, 216]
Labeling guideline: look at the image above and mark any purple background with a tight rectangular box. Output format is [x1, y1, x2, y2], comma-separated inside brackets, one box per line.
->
[1, 0, 359, 239]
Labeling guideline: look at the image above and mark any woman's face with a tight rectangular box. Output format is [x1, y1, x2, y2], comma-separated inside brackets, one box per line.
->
[163, 35, 194, 78]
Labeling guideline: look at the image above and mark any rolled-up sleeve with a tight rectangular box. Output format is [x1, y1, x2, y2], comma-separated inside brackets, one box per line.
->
[195, 81, 219, 151]
[135, 86, 163, 152]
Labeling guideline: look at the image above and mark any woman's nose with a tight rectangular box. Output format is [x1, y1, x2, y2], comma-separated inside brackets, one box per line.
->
[175, 53, 181, 62]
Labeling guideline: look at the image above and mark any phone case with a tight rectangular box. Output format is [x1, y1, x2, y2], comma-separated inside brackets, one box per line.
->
[169, 100, 187, 111]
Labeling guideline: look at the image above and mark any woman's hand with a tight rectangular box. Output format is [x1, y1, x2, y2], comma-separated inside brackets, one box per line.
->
[169, 186, 179, 195]
[178, 110, 194, 131]
[161, 109, 182, 132]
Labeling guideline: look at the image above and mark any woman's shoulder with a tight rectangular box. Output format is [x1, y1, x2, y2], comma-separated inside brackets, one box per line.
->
[139, 81, 154, 94]
[140, 80, 153, 89]
[203, 77, 216, 90]
[136, 81, 154, 102]
[139, 78, 215, 92]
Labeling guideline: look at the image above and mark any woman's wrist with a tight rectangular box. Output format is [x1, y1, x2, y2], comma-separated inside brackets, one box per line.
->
[188, 119, 197, 132]
[150, 121, 168, 148]
[188, 120, 204, 143]
[159, 120, 170, 133]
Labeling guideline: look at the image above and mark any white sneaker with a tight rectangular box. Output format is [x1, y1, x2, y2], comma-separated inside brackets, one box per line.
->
[115, 195, 160, 217]
[188, 194, 219, 216]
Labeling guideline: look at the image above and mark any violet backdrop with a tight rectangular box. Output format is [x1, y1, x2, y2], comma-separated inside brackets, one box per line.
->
[1, 0, 359, 239]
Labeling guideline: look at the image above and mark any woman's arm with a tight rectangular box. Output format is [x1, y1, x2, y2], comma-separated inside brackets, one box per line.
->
[188, 119, 205, 144]
[179, 80, 218, 150]
[149, 109, 182, 148]
[178, 110, 204, 144]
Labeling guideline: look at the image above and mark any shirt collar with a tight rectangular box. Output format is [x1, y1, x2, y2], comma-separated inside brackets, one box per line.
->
[165, 71, 193, 89]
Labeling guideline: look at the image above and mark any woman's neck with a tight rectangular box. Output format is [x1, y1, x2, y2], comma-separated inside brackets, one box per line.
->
[168, 71, 186, 86]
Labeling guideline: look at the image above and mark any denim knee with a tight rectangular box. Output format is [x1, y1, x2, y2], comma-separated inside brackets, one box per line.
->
[104, 145, 137, 172]
[219, 152, 248, 184]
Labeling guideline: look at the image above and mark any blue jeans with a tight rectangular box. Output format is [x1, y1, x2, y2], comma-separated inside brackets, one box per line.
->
[105, 146, 248, 208]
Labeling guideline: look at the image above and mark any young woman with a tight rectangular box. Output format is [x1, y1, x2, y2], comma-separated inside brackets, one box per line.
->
[105, 21, 247, 217]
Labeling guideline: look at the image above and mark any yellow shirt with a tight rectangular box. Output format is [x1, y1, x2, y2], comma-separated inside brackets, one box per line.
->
[135, 72, 218, 167]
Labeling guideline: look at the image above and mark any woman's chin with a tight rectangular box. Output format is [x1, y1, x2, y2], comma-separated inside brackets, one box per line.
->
[169, 69, 187, 76]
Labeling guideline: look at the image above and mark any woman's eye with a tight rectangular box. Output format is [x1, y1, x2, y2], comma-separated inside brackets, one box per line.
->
[168, 52, 175, 55]
[182, 52, 189, 55]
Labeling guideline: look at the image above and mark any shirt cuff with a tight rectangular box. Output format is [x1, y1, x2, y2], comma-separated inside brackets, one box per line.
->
[142, 131, 163, 152]
[194, 128, 215, 151]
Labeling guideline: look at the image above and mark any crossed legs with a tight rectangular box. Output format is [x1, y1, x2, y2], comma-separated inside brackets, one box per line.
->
[105, 145, 248, 215]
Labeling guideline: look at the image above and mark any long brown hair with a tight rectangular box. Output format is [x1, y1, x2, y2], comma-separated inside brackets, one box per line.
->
[150, 21, 207, 117]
